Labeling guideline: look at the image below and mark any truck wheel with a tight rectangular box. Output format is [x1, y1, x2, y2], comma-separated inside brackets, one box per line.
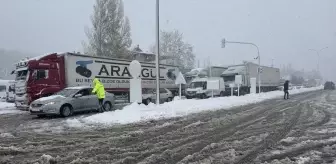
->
[201, 94, 207, 99]
[220, 91, 225, 97]
[61, 105, 72, 117]
[103, 101, 112, 111]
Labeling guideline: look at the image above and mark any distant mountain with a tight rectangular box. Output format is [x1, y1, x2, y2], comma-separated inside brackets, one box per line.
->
[0, 49, 35, 79]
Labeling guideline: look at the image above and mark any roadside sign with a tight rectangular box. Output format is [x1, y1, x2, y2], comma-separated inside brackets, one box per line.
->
[129, 60, 142, 103]
[235, 75, 242, 85]
[175, 72, 186, 98]
[175, 72, 186, 85]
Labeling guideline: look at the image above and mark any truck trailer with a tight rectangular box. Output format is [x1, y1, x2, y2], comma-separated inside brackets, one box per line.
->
[221, 62, 280, 95]
[13, 52, 179, 110]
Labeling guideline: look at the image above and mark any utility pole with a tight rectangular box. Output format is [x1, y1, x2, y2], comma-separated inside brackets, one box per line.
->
[221, 38, 261, 93]
[155, 0, 160, 105]
[309, 47, 328, 73]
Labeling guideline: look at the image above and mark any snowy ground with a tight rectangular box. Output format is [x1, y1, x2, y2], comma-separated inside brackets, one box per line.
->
[1, 88, 336, 163]
[0, 102, 23, 115]
[69, 86, 323, 126]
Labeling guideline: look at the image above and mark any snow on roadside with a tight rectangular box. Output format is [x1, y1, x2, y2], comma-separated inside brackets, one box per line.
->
[69, 86, 323, 126]
[0, 102, 23, 115]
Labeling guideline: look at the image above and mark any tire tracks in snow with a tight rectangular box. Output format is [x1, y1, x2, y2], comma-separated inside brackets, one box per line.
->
[135, 92, 320, 164]
[235, 103, 303, 164]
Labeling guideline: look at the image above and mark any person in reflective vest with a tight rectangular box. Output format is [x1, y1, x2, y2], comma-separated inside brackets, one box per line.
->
[92, 78, 106, 112]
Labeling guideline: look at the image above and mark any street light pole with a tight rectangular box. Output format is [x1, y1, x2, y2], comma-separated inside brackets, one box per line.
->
[309, 47, 328, 73]
[155, 0, 160, 105]
[221, 39, 261, 93]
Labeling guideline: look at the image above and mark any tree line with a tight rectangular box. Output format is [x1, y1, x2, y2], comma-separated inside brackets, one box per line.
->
[82, 0, 195, 71]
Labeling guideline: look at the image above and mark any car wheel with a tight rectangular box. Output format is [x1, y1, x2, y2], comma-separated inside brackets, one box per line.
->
[167, 97, 173, 102]
[104, 101, 112, 111]
[146, 98, 152, 105]
[61, 105, 72, 117]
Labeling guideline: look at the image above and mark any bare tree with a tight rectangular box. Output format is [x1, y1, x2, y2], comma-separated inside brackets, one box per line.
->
[83, 0, 132, 58]
[150, 30, 196, 70]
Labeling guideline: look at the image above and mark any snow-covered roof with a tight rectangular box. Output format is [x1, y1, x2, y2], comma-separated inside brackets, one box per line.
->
[17, 52, 65, 63]
[192, 77, 223, 82]
[221, 66, 246, 76]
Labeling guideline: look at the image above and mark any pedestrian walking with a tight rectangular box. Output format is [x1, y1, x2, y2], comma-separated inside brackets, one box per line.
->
[92, 78, 106, 112]
[284, 80, 289, 100]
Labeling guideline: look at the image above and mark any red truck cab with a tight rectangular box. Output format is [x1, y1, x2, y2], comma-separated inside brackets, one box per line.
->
[14, 53, 66, 110]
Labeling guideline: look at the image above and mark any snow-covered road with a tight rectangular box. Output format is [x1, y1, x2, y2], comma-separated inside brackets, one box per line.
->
[1, 89, 336, 163]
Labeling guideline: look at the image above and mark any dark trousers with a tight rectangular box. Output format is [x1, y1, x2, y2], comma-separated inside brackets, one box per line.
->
[284, 90, 289, 99]
[98, 98, 105, 112]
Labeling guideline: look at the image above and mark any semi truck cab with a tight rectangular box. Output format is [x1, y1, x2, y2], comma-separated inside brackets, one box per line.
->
[14, 53, 65, 110]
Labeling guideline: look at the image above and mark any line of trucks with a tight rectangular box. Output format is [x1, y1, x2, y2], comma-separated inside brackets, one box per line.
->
[12, 52, 281, 110]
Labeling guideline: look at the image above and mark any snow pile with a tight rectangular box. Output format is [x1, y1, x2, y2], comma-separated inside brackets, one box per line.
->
[0, 133, 15, 138]
[72, 86, 322, 126]
[0, 102, 22, 115]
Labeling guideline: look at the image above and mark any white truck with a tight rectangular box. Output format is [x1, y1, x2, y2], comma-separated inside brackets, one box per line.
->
[12, 52, 180, 109]
[0, 80, 15, 102]
[221, 62, 280, 95]
[185, 77, 225, 99]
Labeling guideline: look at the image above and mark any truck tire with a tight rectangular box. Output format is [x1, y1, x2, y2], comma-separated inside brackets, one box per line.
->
[61, 105, 72, 117]
[220, 91, 225, 97]
[201, 94, 207, 99]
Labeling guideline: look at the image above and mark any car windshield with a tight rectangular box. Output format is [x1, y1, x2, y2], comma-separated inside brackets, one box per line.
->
[16, 70, 28, 80]
[223, 75, 235, 82]
[54, 89, 79, 97]
[189, 81, 206, 89]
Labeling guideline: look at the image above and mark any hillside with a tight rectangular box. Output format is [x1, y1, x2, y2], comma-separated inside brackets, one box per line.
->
[0, 49, 34, 79]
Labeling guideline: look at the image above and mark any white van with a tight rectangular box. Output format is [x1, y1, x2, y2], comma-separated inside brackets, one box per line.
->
[0, 80, 15, 102]
[185, 77, 225, 99]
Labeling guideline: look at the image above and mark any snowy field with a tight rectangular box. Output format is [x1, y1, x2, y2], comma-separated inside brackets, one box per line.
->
[68, 86, 323, 126]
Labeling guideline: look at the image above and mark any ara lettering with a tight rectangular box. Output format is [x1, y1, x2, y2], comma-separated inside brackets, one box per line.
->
[98, 65, 109, 76]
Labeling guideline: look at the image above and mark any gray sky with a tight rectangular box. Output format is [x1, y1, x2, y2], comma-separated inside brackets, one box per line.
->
[0, 0, 335, 80]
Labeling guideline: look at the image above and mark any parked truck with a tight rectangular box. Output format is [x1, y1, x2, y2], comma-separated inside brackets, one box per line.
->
[0, 80, 15, 102]
[184, 66, 227, 99]
[221, 62, 280, 95]
[184, 66, 228, 85]
[185, 77, 225, 99]
[13, 52, 179, 110]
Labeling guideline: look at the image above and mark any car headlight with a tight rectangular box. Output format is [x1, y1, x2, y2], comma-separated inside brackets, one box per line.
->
[45, 102, 55, 105]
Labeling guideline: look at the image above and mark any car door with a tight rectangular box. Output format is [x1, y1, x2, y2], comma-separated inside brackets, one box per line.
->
[72, 89, 90, 111]
[87, 88, 99, 110]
